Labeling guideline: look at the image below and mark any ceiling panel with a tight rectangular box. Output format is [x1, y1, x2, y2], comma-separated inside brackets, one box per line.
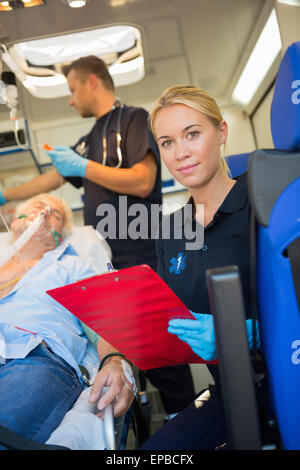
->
[118, 55, 191, 106]
[0, 0, 276, 107]
[141, 16, 183, 61]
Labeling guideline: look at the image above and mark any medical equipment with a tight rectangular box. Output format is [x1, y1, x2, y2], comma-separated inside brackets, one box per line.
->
[0, 67, 27, 151]
[73, 100, 124, 167]
[102, 363, 137, 450]
[0, 43, 3, 77]
[103, 386, 116, 450]
[0, 209, 45, 269]
[0, 201, 65, 273]
[0, 225, 148, 450]
[102, 100, 124, 168]
[1, 72, 18, 119]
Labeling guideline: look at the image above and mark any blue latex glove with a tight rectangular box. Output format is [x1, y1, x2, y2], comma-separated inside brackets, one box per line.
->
[0, 191, 7, 205]
[168, 312, 260, 361]
[46, 146, 88, 178]
[168, 313, 217, 361]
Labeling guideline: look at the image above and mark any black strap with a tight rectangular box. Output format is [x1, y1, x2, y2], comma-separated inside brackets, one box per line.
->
[287, 237, 300, 310]
[0, 425, 69, 450]
[98, 353, 125, 371]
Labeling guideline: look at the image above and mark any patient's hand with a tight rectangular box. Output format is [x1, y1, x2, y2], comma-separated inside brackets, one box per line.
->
[88, 358, 134, 418]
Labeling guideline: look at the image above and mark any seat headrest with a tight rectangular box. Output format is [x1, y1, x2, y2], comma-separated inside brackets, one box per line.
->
[271, 42, 300, 150]
[226, 153, 249, 178]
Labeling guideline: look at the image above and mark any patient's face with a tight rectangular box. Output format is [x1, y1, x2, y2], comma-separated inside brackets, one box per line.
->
[11, 197, 65, 247]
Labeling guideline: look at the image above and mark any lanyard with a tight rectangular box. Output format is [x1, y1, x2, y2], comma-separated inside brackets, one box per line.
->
[102, 100, 124, 167]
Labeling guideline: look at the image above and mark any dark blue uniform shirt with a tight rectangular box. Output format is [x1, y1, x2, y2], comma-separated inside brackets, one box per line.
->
[156, 172, 251, 384]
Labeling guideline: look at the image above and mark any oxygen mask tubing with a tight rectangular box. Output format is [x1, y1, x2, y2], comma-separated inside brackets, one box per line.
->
[0, 203, 63, 270]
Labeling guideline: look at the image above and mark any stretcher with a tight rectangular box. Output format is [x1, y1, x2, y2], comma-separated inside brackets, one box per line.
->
[0, 225, 148, 450]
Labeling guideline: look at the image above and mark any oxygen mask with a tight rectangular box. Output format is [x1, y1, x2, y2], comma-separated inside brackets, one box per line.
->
[14, 202, 63, 249]
[0, 200, 64, 270]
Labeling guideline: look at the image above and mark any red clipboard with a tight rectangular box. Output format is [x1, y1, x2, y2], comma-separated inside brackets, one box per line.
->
[47, 265, 217, 370]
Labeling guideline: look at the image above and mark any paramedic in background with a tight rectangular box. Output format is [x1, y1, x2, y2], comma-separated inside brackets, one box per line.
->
[0, 193, 134, 445]
[0, 55, 195, 421]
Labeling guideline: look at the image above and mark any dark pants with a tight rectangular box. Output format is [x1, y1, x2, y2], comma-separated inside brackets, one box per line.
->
[144, 365, 196, 414]
[140, 385, 227, 450]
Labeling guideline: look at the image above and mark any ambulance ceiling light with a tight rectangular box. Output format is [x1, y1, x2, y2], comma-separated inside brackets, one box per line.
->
[2, 25, 145, 97]
[276, 0, 300, 5]
[13, 25, 137, 66]
[0, 0, 45, 11]
[231, 9, 282, 107]
[63, 0, 88, 7]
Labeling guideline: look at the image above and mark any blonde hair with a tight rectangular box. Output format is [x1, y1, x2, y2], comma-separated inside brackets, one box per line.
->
[15, 193, 73, 238]
[150, 85, 230, 175]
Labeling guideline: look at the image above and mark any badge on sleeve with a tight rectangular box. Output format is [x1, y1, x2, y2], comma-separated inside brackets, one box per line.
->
[169, 252, 186, 275]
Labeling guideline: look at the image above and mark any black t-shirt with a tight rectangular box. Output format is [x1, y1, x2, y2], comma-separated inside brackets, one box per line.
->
[67, 105, 162, 269]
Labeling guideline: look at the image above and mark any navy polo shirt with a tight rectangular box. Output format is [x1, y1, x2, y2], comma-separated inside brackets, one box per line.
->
[156, 172, 251, 318]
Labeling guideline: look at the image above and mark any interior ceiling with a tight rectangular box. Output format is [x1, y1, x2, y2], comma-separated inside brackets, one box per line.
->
[0, 0, 275, 106]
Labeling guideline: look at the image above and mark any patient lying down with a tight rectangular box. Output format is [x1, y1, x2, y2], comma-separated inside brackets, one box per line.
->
[0, 194, 134, 448]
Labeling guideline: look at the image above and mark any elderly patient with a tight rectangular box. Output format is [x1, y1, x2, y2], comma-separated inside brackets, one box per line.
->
[0, 193, 134, 445]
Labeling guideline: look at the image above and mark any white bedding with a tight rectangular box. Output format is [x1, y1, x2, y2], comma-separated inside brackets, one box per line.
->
[46, 386, 107, 450]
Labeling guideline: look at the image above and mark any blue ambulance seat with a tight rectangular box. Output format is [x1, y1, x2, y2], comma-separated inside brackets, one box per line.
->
[248, 150, 300, 450]
[271, 42, 300, 150]
[226, 153, 249, 177]
[248, 41, 300, 450]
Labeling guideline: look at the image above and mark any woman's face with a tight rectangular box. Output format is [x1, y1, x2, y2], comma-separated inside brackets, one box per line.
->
[154, 103, 227, 190]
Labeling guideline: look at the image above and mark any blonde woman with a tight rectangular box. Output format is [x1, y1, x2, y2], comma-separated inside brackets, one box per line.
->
[141, 86, 258, 450]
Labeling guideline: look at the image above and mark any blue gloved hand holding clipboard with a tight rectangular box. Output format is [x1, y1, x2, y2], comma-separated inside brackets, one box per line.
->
[168, 312, 260, 361]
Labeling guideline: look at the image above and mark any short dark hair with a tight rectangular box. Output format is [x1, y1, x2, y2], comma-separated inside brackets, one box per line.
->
[62, 55, 115, 92]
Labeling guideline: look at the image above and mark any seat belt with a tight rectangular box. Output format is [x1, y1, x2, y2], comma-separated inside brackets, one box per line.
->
[287, 237, 300, 310]
[0, 424, 69, 450]
[249, 209, 267, 381]
[250, 209, 259, 367]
